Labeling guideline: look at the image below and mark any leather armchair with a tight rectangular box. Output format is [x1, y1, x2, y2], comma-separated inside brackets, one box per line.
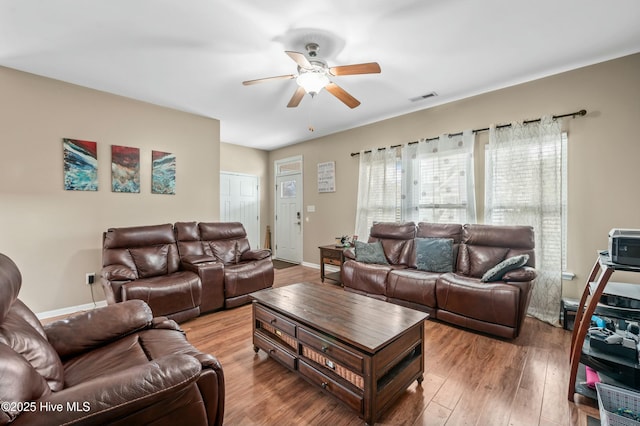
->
[100, 223, 202, 323]
[0, 253, 224, 425]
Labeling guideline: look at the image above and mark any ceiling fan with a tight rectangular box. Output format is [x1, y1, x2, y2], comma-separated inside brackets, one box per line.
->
[242, 43, 381, 109]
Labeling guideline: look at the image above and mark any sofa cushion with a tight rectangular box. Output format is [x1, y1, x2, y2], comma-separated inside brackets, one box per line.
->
[209, 240, 238, 264]
[436, 273, 520, 327]
[415, 238, 453, 273]
[0, 344, 51, 418]
[62, 333, 151, 387]
[341, 260, 391, 296]
[121, 271, 201, 318]
[223, 261, 273, 298]
[387, 269, 439, 308]
[354, 241, 389, 264]
[481, 254, 530, 282]
[0, 304, 65, 392]
[463, 245, 510, 278]
[130, 245, 170, 278]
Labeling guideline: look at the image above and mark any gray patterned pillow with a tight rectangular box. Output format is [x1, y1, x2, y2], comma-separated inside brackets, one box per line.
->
[415, 238, 454, 272]
[481, 254, 529, 282]
[354, 240, 389, 264]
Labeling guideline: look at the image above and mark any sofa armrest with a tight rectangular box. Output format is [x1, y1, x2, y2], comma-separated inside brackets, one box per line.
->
[100, 264, 136, 281]
[44, 300, 153, 358]
[502, 266, 537, 282]
[151, 316, 183, 332]
[11, 354, 202, 426]
[180, 254, 218, 265]
[240, 249, 271, 261]
[343, 247, 356, 260]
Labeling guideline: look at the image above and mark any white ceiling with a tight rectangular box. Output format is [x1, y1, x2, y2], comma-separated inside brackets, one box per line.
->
[2, 1, 639, 150]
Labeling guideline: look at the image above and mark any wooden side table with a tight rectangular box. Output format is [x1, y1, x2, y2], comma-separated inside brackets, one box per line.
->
[318, 245, 347, 284]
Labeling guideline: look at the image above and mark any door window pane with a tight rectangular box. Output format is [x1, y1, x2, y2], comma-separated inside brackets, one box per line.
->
[281, 180, 296, 198]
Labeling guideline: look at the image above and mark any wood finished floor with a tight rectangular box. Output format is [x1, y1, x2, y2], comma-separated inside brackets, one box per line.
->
[181, 266, 587, 426]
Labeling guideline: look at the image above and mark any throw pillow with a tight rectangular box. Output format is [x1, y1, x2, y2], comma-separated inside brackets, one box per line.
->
[415, 238, 454, 273]
[354, 240, 389, 264]
[481, 254, 530, 282]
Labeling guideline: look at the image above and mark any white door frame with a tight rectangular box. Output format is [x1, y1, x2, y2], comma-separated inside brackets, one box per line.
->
[274, 156, 303, 263]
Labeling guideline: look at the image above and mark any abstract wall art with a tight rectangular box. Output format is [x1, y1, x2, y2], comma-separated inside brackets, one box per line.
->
[111, 145, 140, 193]
[151, 150, 176, 194]
[63, 138, 98, 191]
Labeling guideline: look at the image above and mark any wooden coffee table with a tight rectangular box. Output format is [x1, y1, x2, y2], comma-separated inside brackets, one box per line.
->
[250, 282, 429, 425]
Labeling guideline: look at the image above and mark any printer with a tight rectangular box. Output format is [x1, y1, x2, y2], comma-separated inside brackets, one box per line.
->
[609, 229, 640, 266]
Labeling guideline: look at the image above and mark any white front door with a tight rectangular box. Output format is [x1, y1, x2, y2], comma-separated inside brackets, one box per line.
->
[275, 173, 302, 263]
[220, 172, 260, 248]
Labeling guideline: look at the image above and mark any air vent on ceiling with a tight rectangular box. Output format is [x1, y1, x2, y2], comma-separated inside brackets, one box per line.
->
[409, 92, 438, 102]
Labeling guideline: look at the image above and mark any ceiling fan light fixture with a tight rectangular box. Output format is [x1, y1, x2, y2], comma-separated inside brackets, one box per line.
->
[296, 71, 329, 95]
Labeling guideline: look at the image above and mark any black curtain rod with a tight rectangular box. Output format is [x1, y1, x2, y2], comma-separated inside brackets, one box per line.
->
[350, 109, 586, 157]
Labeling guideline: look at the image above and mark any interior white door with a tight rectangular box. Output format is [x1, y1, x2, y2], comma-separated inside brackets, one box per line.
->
[220, 172, 260, 248]
[275, 173, 302, 263]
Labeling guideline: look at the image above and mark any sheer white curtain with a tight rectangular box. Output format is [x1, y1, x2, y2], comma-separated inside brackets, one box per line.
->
[403, 131, 476, 224]
[485, 117, 564, 325]
[354, 147, 402, 241]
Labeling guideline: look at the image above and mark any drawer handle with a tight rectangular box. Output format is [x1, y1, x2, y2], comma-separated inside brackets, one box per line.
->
[321, 346, 329, 353]
[321, 382, 328, 390]
[270, 318, 276, 324]
[268, 349, 276, 355]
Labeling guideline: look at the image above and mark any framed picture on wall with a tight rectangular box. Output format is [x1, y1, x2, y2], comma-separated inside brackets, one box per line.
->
[317, 161, 335, 193]
[111, 145, 140, 193]
[151, 150, 176, 194]
[63, 138, 98, 191]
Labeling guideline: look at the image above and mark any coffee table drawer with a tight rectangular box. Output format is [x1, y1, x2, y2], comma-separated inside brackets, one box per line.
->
[255, 305, 297, 337]
[299, 327, 364, 373]
[254, 333, 297, 371]
[299, 360, 363, 415]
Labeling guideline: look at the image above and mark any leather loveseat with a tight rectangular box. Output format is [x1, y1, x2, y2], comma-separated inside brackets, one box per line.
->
[100, 222, 273, 322]
[341, 222, 536, 339]
[174, 221, 274, 309]
[0, 253, 225, 425]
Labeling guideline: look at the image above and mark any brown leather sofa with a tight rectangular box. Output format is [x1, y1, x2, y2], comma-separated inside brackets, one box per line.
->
[342, 222, 536, 339]
[101, 222, 274, 321]
[174, 221, 274, 309]
[0, 253, 224, 425]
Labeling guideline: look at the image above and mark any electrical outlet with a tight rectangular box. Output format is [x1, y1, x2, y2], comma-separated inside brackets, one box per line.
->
[85, 272, 95, 285]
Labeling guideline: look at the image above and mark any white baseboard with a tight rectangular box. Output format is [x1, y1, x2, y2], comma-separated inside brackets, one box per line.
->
[301, 261, 319, 269]
[37, 300, 107, 320]
[301, 262, 340, 273]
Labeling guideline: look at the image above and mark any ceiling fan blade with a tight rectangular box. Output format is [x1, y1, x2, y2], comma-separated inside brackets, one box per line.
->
[242, 74, 296, 86]
[329, 62, 381, 76]
[325, 82, 361, 109]
[287, 86, 306, 108]
[285, 51, 312, 70]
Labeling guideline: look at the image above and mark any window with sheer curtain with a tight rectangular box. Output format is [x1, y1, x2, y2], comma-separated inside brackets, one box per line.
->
[354, 147, 403, 240]
[354, 132, 476, 241]
[403, 131, 476, 225]
[485, 117, 566, 325]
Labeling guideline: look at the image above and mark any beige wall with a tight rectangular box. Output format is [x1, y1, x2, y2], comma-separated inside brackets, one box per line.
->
[219, 142, 270, 247]
[269, 53, 640, 298]
[0, 66, 220, 314]
[3, 52, 638, 314]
